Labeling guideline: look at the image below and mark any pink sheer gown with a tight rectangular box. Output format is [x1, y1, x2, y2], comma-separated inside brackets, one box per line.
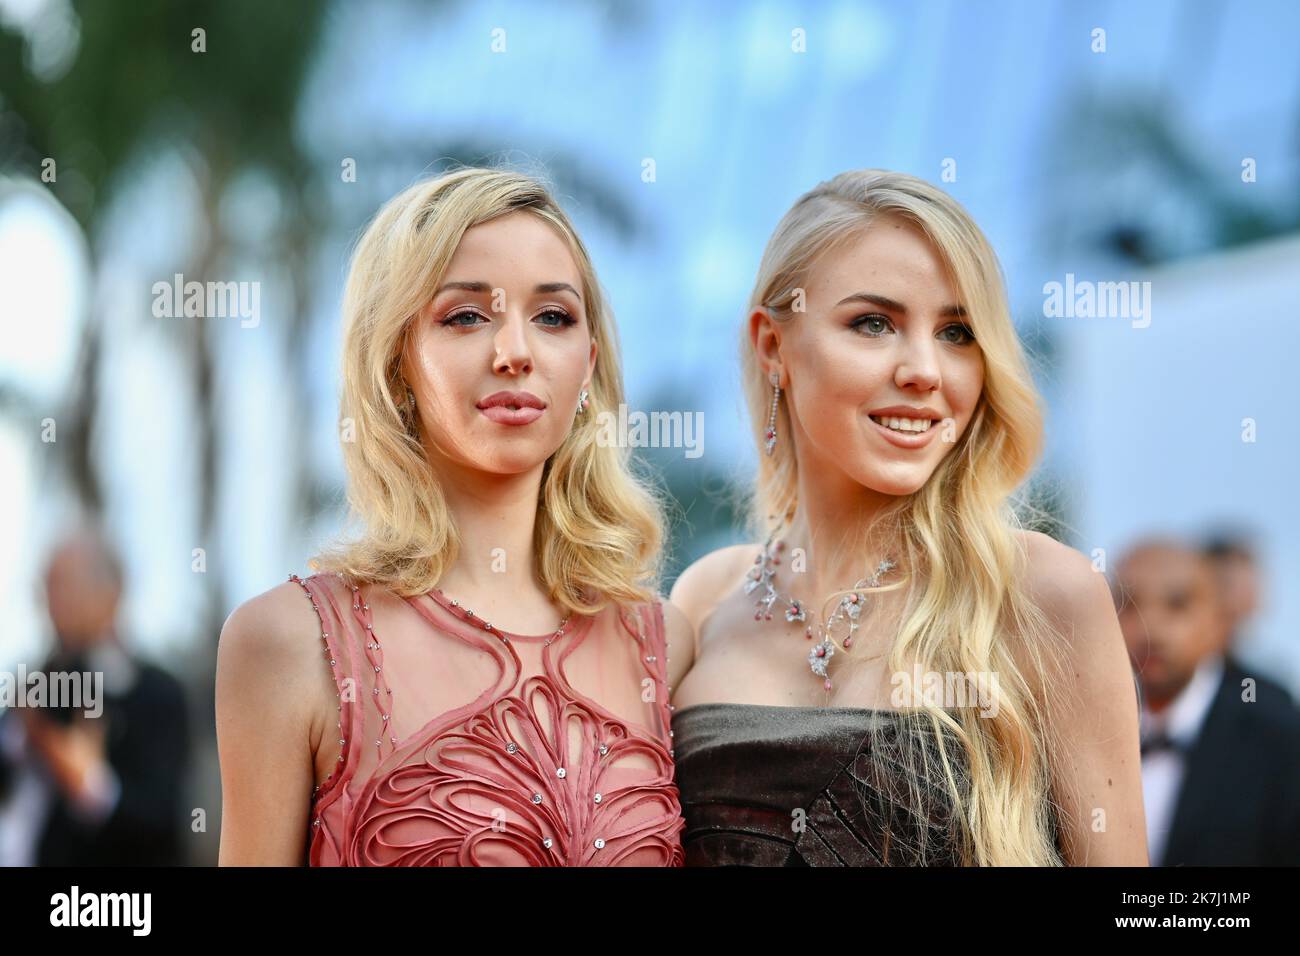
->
[287, 572, 684, 866]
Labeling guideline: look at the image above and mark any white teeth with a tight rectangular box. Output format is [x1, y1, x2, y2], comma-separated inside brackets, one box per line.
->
[870, 415, 933, 433]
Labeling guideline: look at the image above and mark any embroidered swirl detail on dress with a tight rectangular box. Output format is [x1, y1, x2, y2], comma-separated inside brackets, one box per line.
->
[346, 675, 682, 866]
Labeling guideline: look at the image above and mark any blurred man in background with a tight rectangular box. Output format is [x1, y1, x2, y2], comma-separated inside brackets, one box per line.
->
[0, 524, 191, 865]
[1114, 537, 1300, 866]
[1202, 529, 1294, 707]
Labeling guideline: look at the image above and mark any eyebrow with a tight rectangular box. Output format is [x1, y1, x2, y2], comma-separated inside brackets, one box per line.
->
[835, 291, 967, 319]
[435, 280, 582, 301]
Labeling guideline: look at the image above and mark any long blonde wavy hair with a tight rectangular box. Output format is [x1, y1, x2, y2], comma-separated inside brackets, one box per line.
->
[310, 166, 664, 616]
[741, 169, 1075, 865]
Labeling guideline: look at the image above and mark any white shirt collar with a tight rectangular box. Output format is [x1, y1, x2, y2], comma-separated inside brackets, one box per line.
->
[86, 637, 137, 695]
[1142, 653, 1223, 746]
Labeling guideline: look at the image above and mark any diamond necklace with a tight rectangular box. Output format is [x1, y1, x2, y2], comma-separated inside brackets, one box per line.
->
[744, 532, 897, 691]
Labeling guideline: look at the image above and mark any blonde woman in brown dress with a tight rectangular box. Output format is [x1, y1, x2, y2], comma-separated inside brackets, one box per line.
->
[670, 170, 1147, 866]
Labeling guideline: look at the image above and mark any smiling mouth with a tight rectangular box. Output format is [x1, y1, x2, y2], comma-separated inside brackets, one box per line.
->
[868, 414, 936, 434]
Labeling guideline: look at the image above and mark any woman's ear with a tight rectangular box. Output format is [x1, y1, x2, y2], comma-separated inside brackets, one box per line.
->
[749, 307, 783, 384]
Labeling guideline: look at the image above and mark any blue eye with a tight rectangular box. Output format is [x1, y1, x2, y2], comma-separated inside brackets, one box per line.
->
[535, 309, 576, 328]
[940, 323, 976, 345]
[851, 314, 892, 336]
[441, 309, 486, 327]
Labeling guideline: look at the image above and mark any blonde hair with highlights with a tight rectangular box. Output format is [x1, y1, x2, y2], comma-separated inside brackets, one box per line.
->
[311, 166, 664, 616]
[741, 169, 1075, 865]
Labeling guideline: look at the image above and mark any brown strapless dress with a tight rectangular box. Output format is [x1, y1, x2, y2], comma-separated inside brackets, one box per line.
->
[671, 701, 995, 866]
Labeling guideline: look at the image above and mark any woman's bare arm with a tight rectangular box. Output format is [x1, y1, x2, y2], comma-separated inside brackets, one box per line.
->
[215, 582, 326, 866]
[1022, 531, 1149, 866]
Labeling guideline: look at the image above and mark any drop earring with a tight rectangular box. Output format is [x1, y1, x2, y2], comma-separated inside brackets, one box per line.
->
[405, 387, 418, 430]
[764, 372, 780, 455]
[577, 387, 590, 414]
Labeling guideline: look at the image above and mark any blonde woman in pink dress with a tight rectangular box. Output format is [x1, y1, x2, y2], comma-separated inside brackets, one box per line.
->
[215, 167, 693, 866]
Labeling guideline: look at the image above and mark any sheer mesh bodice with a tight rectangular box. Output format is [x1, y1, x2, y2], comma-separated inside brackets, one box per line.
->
[288, 572, 684, 866]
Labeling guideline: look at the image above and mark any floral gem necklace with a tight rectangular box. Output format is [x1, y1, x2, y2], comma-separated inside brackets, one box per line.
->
[744, 534, 896, 691]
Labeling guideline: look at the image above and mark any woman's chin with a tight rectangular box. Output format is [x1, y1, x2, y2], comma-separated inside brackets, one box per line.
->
[465, 447, 556, 476]
[858, 469, 933, 498]
[478, 461, 544, 478]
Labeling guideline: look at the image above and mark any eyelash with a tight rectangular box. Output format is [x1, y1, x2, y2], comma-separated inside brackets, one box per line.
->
[440, 308, 577, 329]
[850, 313, 976, 345]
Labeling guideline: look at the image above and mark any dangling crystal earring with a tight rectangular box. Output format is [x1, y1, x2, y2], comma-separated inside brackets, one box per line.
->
[577, 387, 590, 414]
[405, 387, 418, 431]
[764, 372, 780, 456]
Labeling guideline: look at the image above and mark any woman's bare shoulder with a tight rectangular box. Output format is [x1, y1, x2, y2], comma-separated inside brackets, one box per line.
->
[1013, 529, 1112, 630]
[669, 543, 760, 635]
[217, 578, 332, 717]
[220, 579, 323, 655]
[1012, 529, 1135, 714]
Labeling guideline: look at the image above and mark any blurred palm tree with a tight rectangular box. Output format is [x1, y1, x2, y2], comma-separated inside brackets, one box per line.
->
[1044, 95, 1299, 266]
[2, 1, 329, 647]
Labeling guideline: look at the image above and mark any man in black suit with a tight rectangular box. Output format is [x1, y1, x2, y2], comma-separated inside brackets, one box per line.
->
[1113, 537, 1300, 866]
[0, 525, 191, 865]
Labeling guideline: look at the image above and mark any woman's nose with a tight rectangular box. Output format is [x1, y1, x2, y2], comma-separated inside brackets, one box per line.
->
[493, 314, 534, 375]
[894, 336, 942, 392]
